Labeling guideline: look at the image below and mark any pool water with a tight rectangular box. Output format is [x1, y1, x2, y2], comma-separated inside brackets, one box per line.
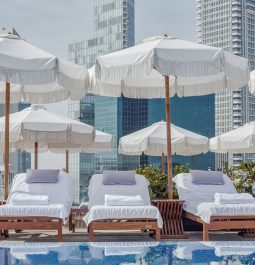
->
[0, 241, 254, 264]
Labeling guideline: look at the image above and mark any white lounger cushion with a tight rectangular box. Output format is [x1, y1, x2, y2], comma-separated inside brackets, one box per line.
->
[88, 174, 151, 209]
[174, 173, 255, 223]
[3, 172, 73, 220]
[0, 204, 69, 220]
[195, 202, 255, 223]
[84, 205, 163, 228]
[214, 192, 255, 204]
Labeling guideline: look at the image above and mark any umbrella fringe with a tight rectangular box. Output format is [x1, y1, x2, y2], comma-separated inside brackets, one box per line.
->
[0, 68, 57, 85]
[0, 71, 88, 104]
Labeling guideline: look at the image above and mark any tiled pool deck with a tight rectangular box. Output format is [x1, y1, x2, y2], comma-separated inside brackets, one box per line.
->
[1, 227, 255, 242]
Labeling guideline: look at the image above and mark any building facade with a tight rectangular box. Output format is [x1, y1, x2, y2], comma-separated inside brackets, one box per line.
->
[197, 0, 255, 168]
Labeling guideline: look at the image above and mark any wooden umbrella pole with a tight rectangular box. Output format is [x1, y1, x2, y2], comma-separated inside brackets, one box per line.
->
[164, 76, 173, 199]
[4, 82, 10, 200]
[66, 150, 69, 173]
[161, 152, 165, 174]
[34, 142, 38, 169]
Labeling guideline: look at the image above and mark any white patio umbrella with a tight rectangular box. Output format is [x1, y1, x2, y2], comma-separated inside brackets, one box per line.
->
[119, 121, 209, 173]
[210, 121, 255, 154]
[91, 35, 250, 198]
[2, 130, 113, 173]
[0, 28, 89, 198]
[49, 130, 114, 172]
[0, 105, 95, 171]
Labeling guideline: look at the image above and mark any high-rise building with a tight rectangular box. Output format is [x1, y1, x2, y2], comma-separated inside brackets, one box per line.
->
[68, 0, 136, 203]
[197, 0, 255, 168]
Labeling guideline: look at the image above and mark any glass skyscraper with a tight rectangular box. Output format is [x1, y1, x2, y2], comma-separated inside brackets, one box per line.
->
[197, 0, 255, 168]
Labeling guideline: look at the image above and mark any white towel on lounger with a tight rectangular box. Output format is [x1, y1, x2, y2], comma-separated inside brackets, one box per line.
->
[11, 193, 50, 205]
[214, 193, 255, 204]
[104, 194, 145, 206]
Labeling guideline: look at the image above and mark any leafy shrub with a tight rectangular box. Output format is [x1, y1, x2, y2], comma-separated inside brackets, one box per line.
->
[224, 162, 255, 194]
[135, 164, 190, 199]
[136, 165, 168, 199]
[173, 164, 190, 175]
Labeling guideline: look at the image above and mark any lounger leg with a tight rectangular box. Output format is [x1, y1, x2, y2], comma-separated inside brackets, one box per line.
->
[155, 228, 161, 241]
[89, 224, 94, 242]
[4, 230, 9, 238]
[203, 223, 209, 241]
[68, 213, 73, 231]
[57, 219, 63, 241]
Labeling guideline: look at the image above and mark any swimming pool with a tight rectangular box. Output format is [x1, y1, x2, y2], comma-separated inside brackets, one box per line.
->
[0, 241, 254, 264]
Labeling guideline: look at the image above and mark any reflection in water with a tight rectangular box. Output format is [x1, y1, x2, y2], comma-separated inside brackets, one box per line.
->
[0, 241, 254, 265]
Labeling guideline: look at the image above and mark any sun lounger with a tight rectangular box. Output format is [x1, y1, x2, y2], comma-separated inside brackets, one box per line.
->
[174, 172, 255, 241]
[84, 173, 163, 241]
[0, 171, 72, 241]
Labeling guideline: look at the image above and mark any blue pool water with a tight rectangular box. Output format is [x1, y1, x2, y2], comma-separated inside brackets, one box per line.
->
[0, 241, 254, 264]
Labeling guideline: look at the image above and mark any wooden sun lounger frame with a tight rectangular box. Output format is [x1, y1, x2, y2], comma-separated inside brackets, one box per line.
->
[0, 201, 64, 241]
[88, 218, 161, 242]
[185, 211, 255, 241]
[0, 216, 63, 241]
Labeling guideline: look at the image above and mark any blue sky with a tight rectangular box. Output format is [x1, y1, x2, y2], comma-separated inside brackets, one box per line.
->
[0, 0, 197, 169]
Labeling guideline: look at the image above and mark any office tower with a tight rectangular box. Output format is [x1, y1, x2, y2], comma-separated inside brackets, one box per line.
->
[68, 0, 136, 203]
[197, 0, 255, 168]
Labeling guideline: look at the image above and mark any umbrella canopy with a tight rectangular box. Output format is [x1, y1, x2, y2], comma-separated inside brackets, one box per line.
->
[0, 105, 95, 148]
[119, 121, 209, 156]
[50, 130, 114, 154]
[92, 36, 249, 98]
[210, 122, 255, 153]
[0, 28, 90, 199]
[0, 104, 95, 170]
[0, 30, 89, 103]
[93, 35, 250, 199]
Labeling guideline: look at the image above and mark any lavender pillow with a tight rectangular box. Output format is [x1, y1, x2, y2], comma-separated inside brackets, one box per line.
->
[26, 169, 59, 183]
[102, 171, 136, 185]
[191, 170, 225, 185]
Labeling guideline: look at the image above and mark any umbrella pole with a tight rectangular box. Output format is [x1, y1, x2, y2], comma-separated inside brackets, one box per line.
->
[66, 150, 69, 173]
[4, 82, 10, 200]
[164, 76, 173, 199]
[162, 152, 165, 174]
[34, 142, 38, 169]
